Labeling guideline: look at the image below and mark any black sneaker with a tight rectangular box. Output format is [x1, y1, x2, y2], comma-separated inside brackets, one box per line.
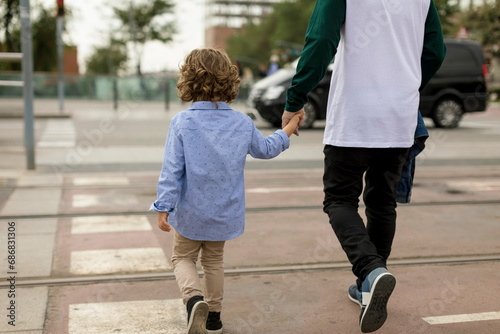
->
[186, 296, 209, 334]
[206, 311, 223, 334]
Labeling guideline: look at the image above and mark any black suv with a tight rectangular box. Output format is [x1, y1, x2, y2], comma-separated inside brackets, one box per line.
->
[247, 39, 488, 129]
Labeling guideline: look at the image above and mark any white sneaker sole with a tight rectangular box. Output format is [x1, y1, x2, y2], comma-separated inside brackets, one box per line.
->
[187, 301, 209, 334]
[360, 273, 396, 333]
[348, 291, 362, 307]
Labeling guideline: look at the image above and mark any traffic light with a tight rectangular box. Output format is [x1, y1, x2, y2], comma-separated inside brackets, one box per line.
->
[57, 0, 64, 17]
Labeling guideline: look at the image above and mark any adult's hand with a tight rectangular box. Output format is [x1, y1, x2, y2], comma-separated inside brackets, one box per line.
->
[282, 109, 305, 136]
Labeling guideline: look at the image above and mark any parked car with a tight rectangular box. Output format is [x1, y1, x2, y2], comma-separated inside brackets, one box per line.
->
[247, 39, 489, 129]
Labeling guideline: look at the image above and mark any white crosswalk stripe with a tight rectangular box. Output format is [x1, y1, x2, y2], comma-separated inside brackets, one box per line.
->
[69, 299, 186, 334]
[37, 119, 76, 148]
[70, 248, 171, 275]
[447, 180, 500, 191]
[71, 216, 152, 234]
[72, 176, 130, 186]
[247, 186, 322, 193]
[423, 311, 500, 325]
[72, 193, 138, 208]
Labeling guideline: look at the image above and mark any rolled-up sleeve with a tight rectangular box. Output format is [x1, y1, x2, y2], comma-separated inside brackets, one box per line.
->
[248, 126, 290, 159]
[149, 121, 185, 212]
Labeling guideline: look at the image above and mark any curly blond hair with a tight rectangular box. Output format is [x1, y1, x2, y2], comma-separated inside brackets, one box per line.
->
[177, 48, 241, 105]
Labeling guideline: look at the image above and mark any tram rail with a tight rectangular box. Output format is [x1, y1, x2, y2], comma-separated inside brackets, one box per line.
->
[1, 254, 499, 289]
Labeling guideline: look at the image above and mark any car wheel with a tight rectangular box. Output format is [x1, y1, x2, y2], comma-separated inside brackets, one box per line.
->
[301, 102, 317, 129]
[432, 98, 463, 129]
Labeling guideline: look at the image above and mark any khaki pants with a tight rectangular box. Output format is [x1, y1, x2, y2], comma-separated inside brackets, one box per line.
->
[171, 230, 225, 312]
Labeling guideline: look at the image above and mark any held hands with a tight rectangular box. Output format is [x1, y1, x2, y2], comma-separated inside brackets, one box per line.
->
[157, 212, 171, 232]
[282, 109, 305, 137]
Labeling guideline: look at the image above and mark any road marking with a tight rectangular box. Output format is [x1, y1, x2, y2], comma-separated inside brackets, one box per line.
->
[423, 311, 500, 325]
[69, 299, 185, 334]
[72, 193, 138, 208]
[73, 176, 130, 186]
[71, 216, 152, 234]
[247, 186, 322, 194]
[37, 119, 76, 148]
[70, 248, 170, 275]
[447, 180, 500, 192]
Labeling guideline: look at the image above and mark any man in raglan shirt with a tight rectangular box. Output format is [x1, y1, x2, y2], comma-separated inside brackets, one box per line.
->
[282, 0, 446, 332]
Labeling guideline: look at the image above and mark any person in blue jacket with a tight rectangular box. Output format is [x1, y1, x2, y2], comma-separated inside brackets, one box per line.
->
[151, 48, 302, 334]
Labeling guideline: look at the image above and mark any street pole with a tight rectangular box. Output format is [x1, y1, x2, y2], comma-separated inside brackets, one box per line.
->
[107, 52, 118, 111]
[129, 0, 146, 100]
[20, 0, 35, 170]
[165, 80, 170, 111]
[57, 15, 64, 112]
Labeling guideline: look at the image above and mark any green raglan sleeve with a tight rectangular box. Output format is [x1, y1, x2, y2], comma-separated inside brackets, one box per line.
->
[420, 0, 446, 91]
[285, 0, 346, 112]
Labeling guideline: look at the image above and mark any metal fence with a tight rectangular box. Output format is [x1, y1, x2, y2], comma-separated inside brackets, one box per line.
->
[0, 72, 180, 102]
[0, 72, 255, 103]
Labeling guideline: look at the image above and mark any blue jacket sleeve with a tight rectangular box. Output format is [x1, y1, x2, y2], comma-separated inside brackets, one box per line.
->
[150, 121, 185, 212]
[248, 125, 290, 159]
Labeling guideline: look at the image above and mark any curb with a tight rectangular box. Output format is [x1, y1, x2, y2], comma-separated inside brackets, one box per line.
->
[0, 113, 72, 119]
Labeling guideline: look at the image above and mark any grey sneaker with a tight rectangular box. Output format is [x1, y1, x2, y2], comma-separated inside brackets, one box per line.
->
[186, 296, 209, 334]
[359, 267, 396, 333]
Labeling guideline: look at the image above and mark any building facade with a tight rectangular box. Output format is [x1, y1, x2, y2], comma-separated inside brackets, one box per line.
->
[205, 0, 283, 49]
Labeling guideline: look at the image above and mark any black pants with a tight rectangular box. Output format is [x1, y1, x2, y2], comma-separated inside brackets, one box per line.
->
[323, 145, 409, 286]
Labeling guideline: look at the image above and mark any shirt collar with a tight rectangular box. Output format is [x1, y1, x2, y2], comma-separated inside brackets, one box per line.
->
[188, 101, 232, 110]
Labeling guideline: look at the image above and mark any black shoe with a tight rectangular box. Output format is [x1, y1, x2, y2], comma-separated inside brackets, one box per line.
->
[186, 296, 209, 334]
[206, 311, 223, 334]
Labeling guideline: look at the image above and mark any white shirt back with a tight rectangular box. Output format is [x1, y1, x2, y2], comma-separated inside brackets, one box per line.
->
[324, 0, 431, 148]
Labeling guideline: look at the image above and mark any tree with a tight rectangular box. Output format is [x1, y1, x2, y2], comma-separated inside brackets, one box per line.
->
[226, 0, 315, 68]
[86, 38, 128, 75]
[463, 2, 500, 56]
[0, 3, 64, 72]
[0, 0, 20, 53]
[434, 0, 461, 36]
[31, 6, 58, 72]
[112, 0, 175, 76]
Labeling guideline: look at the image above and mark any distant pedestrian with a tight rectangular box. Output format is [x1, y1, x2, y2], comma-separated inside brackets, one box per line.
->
[282, 0, 446, 332]
[258, 63, 268, 78]
[267, 54, 280, 76]
[151, 48, 302, 334]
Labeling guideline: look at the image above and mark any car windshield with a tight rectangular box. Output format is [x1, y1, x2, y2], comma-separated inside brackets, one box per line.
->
[251, 58, 332, 90]
[252, 66, 296, 89]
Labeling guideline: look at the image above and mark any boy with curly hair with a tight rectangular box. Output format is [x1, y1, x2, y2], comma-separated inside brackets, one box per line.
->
[150, 48, 303, 334]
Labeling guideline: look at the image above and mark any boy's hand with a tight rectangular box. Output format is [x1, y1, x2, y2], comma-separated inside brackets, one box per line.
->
[157, 212, 171, 232]
[282, 109, 305, 136]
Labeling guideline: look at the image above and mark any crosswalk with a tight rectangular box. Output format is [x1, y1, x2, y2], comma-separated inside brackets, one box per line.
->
[70, 247, 170, 275]
[62, 175, 182, 332]
[37, 119, 76, 148]
[71, 193, 138, 208]
[69, 299, 186, 334]
[447, 179, 500, 192]
[71, 215, 152, 234]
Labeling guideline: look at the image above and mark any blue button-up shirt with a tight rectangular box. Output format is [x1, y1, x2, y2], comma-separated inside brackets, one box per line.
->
[150, 101, 290, 241]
